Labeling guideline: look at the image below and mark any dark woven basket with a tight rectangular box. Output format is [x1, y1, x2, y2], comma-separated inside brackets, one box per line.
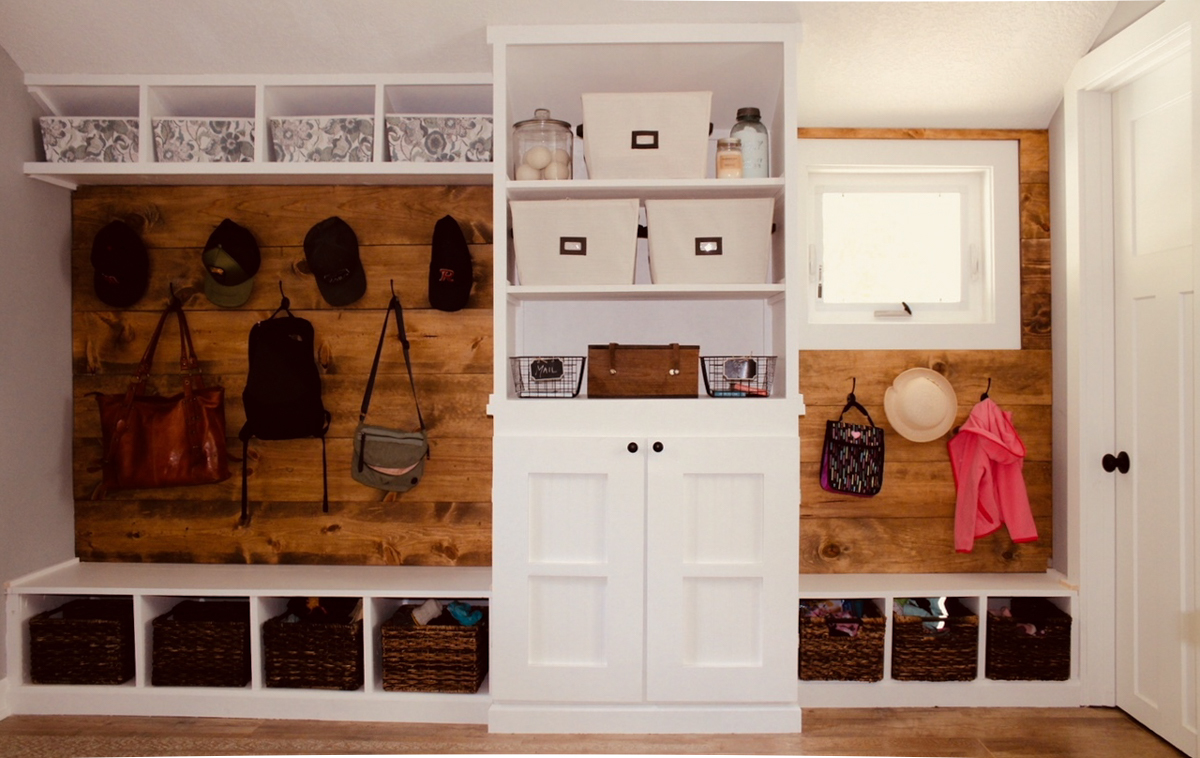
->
[263, 608, 363, 691]
[152, 600, 251, 688]
[798, 601, 886, 681]
[891, 598, 979, 682]
[382, 604, 488, 693]
[986, 597, 1072, 681]
[29, 598, 135, 685]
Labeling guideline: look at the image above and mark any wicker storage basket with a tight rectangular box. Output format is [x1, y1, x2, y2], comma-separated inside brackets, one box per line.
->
[382, 604, 488, 693]
[29, 598, 135, 685]
[891, 598, 979, 681]
[151, 600, 250, 687]
[985, 597, 1072, 681]
[798, 600, 885, 681]
[263, 603, 363, 690]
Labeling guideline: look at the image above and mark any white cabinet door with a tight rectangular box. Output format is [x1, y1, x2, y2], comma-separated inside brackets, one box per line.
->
[491, 435, 647, 703]
[644, 436, 799, 702]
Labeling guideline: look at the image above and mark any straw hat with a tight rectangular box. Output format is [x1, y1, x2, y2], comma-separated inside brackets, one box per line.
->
[884, 368, 958, 442]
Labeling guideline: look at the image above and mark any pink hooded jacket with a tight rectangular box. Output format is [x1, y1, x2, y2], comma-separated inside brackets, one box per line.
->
[948, 398, 1038, 553]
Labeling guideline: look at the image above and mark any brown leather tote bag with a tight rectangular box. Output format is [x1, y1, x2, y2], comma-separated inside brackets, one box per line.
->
[93, 298, 230, 491]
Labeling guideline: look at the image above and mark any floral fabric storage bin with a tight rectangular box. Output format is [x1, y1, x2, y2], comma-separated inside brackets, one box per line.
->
[270, 117, 374, 162]
[39, 117, 139, 162]
[153, 119, 255, 163]
[386, 115, 493, 162]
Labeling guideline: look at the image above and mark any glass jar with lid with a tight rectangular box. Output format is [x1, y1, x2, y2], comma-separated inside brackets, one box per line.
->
[729, 107, 769, 178]
[512, 108, 573, 180]
[715, 137, 743, 178]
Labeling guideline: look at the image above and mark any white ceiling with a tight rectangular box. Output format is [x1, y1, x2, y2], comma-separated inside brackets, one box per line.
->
[0, 1, 1158, 129]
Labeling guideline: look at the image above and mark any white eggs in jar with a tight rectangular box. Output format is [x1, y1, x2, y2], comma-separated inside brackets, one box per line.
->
[515, 163, 542, 181]
[523, 145, 552, 170]
[541, 161, 571, 180]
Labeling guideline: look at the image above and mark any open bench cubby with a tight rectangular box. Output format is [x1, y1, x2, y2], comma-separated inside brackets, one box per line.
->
[796, 573, 1079, 708]
[5, 559, 492, 723]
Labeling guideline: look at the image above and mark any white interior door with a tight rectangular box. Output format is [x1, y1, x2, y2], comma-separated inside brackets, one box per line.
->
[490, 436, 646, 703]
[644, 436, 799, 703]
[1112, 48, 1196, 756]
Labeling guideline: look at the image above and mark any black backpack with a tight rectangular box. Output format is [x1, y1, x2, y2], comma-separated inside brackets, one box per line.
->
[238, 294, 331, 522]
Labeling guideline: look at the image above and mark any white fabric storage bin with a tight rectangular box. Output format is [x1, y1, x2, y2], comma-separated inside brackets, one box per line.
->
[510, 199, 640, 285]
[644, 198, 774, 284]
[581, 92, 711, 179]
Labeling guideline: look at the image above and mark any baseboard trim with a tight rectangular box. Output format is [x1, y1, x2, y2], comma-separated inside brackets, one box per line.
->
[488, 702, 803, 734]
[0, 676, 11, 720]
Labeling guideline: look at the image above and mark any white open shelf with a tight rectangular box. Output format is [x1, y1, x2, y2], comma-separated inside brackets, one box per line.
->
[25, 73, 494, 189]
[796, 570, 1079, 708]
[5, 559, 492, 723]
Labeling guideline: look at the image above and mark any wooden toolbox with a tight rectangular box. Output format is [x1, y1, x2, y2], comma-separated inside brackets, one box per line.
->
[587, 343, 699, 398]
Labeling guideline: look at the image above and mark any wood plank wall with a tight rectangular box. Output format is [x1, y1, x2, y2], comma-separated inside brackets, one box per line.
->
[71, 130, 1050, 573]
[71, 185, 493, 565]
[797, 128, 1052, 573]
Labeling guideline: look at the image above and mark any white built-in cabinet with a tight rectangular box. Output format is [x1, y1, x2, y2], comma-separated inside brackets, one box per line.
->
[5, 20, 1089, 731]
[491, 434, 797, 707]
[485, 24, 804, 733]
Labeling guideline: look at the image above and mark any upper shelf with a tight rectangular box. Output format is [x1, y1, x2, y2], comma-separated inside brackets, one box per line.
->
[23, 74, 494, 189]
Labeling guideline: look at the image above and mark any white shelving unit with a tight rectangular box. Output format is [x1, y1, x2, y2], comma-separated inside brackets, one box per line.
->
[4, 559, 492, 723]
[487, 24, 804, 734]
[24, 73, 493, 189]
[798, 572, 1080, 708]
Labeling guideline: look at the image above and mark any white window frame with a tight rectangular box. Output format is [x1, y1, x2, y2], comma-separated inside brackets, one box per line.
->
[798, 138, 1022, 350]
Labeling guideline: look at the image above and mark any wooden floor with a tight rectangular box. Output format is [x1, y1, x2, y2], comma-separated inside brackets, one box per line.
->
[0, 707, 1186, 757]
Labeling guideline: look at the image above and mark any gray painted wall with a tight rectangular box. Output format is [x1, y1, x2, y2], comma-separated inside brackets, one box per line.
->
[0, 42, 75, 684]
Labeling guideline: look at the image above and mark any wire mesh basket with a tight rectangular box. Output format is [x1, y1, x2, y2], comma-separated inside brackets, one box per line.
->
[510, 356, 586, 398]
[701, 355, 776, 397]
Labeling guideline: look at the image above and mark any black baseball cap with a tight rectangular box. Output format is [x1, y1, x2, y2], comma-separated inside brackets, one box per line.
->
[202, 219, 261, 308]
[429, 215, 473, 312]
[305, 216, 366, 306]
[91, 220, 149, 308]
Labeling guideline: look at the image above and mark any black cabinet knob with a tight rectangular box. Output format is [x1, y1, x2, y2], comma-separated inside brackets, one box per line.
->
[627, 442, 638, 454]
[1102, 451, 1130, 474]
[653, 441, 664, 453]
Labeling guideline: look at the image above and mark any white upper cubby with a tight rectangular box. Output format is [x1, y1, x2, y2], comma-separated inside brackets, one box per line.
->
[24, 74, 493, 189]
[487, 25, 801, 409]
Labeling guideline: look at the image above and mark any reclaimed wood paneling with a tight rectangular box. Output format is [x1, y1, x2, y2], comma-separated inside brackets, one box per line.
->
[801, 517, 1054, 574]
[72, 185, 492, 565]
[797, 128, 1052, 574]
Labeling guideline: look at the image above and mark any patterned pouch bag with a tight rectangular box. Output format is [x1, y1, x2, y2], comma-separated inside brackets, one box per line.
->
[820, 401, 885, 497]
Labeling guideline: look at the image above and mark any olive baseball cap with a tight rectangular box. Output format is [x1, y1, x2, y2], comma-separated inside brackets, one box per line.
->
[202, 219, 261, 308]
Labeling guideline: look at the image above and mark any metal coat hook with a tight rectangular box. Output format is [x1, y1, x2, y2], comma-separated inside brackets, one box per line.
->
[390, 279, 397, 298]
[981, 378, 992, 401]
[270, 281, 292, 319]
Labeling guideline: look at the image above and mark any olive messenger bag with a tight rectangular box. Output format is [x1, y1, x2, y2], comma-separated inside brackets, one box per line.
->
[352, 286, 429, 492]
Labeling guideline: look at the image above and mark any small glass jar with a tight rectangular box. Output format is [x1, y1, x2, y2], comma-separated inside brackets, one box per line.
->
[715, 137, 743, 178]
[512, 108, 573, 181]
[729, 107, 769, 178]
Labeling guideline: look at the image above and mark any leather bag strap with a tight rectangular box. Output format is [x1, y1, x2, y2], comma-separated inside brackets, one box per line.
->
[360, 291, 425, 432]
